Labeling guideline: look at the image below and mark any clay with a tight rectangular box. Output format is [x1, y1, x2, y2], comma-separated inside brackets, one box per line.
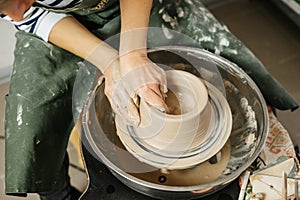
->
[165, 90, 181, 115]
[136, 70, 210, 153]
[115, 70, 232, 170]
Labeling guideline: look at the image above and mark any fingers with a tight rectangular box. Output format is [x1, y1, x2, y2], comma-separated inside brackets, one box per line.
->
[105, 79, 168, 126]
[104, 63, 140, 126]
[137, 84, 170, 114]
[112, 98, 140, 126]
[105, 81, 140, 126]
[117, 63, 170, 115]
[120, 64, 167, 99]
[103, 57, 169, 126]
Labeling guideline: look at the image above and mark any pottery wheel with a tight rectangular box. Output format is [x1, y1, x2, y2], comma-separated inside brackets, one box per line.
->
[115, 73, 232, 170]
[82, 47, 269, 199]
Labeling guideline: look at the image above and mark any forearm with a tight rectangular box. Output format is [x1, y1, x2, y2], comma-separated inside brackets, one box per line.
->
[119, 0, 153, 56]
[48, 16, 118, 73]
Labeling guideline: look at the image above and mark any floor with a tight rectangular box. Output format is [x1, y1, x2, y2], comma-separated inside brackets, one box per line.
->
[0, 0, 299, 199]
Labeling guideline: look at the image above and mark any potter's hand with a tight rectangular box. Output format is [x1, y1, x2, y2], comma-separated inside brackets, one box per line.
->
[103, 59, 140, 126]
[104, 52, 169, 126]
[119, 51, 169, 115]
[117, 0, 168, 125]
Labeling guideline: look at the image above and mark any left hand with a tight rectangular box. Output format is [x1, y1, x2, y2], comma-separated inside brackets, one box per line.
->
[103, 58, 141, 126]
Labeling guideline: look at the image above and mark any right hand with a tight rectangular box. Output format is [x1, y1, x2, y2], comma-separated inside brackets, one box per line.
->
[119, 51, 169, 114]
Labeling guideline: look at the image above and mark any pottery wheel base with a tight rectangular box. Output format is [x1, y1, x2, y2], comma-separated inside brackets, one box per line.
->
[80, 134, 240, 200]
[130, 140, 231, 186]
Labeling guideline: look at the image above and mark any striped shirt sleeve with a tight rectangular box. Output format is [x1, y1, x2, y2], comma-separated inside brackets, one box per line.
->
[1, 7, 68, 42]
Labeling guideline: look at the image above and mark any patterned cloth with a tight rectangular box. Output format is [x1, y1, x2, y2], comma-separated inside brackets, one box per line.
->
[242, 107, 300, 199]
[262, 107, 299, 167]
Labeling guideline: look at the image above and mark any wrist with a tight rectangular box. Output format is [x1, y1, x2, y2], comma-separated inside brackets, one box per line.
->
[119, 28, 148, 57]
[87, 42, 119, 73]
[120, 49, 147, 61]
[119, 50, 151, 76]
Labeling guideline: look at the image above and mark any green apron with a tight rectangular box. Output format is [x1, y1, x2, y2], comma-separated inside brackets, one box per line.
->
[5, 0, 298, 195]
